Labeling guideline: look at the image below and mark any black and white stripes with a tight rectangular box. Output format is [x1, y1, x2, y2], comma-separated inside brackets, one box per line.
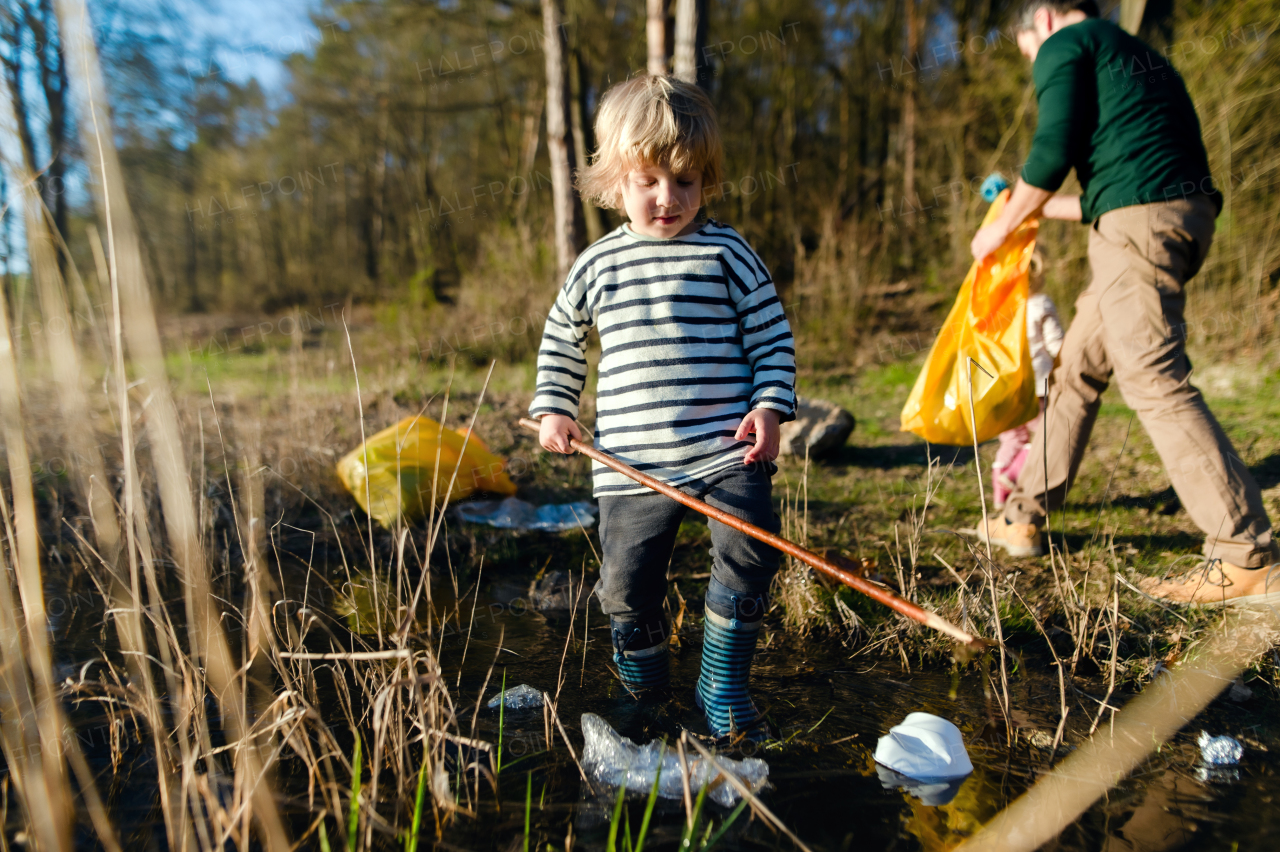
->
[529, 221, 796, 496]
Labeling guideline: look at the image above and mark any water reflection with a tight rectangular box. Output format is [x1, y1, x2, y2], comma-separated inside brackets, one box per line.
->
[1098, 771, 1212, 852]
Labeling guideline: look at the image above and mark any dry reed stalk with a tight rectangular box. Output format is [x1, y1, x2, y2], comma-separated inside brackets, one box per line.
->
[326, 349, 497, 842]
[1008, 586, 1070, 752]
[1086, 579, 1122, 737]
[553, 562, 583, 704]
[57, 1, 290, 846]
[684, 735, 813, 852]
[456, 559, 484, 687]
[773, 466, 838, 637]
[67, 17, 200, 851]
[675, 735, 694, 829]
[341, 313, 380, 640]
[0, 83, 127, 851]
[0, 286, 76, 850]
[965, 358, 1012, 738]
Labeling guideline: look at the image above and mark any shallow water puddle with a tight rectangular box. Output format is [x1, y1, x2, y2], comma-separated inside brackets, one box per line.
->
[41, 552, 1280, 851]
[413, 579, 1280, 850]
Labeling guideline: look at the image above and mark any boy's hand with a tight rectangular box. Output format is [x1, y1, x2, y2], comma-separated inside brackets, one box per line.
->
[539, 414, 583, 455]
[736, 408, 781, 464]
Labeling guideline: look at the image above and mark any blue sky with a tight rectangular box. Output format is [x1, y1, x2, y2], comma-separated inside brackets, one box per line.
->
[1, 0, 327, 274]
[174, 0, 328, 92]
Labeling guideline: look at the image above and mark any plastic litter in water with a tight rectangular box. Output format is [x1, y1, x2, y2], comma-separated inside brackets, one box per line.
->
[455, 497, 597, 532]
[874, 713, 973, 782]
[1198, 731, 1243, 766]
[487, 684, 545, 711]
[579, 713, 768, 808]
[875, 764, 967, 807]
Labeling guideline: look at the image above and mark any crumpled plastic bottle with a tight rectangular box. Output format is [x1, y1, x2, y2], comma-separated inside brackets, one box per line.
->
[487, 684, 545, 710]
[579, 713, 768, 807]
[1198, 730, 1242, 766]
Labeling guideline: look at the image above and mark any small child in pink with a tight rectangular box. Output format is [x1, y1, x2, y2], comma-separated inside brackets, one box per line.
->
[992, 250, 1063, 509]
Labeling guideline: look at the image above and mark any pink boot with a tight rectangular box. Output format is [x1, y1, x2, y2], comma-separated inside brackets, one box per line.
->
[992, 425, 1031, 509]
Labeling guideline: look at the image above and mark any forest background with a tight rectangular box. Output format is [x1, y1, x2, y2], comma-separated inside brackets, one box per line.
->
[6, 0, 1280, 380]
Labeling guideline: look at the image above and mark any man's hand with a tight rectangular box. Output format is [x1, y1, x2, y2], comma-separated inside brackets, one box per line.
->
[970, 222, 1011, 264]
[736, 408, 782, 465]
[971, 179, 1057, 263]
[538, 414, 582, 455]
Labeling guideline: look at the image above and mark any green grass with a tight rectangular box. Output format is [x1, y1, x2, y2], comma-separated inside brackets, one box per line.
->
[406, 757, 429, 852]
[605, 772, 628, 852]
[155, 308, 1280, 686]
[497, 669, 506, 776]
[348, 733, 363, 852]
[633, 746, 664, 852]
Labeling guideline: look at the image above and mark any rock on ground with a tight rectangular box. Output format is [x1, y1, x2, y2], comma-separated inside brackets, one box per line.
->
[779, 397, 855, 457]
[528, 570, 592, 611]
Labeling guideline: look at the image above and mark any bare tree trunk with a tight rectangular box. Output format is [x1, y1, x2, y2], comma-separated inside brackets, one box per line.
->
[2, 6, 40, 213]
[837, 62, 849, 217]
[369, 92, 389, 284]
[900, 0, 921, 267]
[570, 48, 604, 242]
[1, 8, 36, 337]
[32, 0, 68, 258]
[950, 1, 974, 266]
[1120, 0, 1149, 34]
[542, 0, 584, 280]
[182, 148, 202, 310]
[1122, 0, 1173, 46]
[647, 0, 668, 76]
[0, 171, 13, 311]
[514, 96, 543, 225]
[673, 0, 705, 85]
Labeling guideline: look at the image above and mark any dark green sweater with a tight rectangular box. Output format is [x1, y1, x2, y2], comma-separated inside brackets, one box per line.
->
[1020, 17, 1219, 223]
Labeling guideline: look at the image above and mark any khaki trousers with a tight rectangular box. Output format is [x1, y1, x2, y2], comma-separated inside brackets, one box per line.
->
[1005, 195, 1276, 568]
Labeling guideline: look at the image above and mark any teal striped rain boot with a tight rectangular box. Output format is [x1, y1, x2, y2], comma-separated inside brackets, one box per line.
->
[610, 610, 670, 694]
[696, 578, 768, 741]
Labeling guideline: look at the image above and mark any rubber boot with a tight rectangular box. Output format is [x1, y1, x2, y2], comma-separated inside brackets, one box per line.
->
[610, 609, 670, 694]
[696, 578, 768, 740]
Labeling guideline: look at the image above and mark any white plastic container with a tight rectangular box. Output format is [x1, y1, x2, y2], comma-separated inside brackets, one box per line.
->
[874, 712, 973, 781]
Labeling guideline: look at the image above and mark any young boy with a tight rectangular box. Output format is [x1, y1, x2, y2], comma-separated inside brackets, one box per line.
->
[529, 75, 796, 740]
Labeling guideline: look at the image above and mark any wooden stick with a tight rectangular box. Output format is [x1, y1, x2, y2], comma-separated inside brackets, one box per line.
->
[518, 418, 988, 650]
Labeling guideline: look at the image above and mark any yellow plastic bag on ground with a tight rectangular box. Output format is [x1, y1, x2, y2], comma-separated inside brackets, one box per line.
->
[900, 189, 1039, 445]
[336, 416, 517, 528]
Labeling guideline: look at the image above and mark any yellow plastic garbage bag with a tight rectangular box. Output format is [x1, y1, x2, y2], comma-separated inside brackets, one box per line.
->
[900, 189, 1039, 445]
[336, 416, 517, 528]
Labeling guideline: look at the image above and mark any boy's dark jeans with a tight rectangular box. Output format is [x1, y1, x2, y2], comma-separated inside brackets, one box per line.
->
[595, 463, 781, 625]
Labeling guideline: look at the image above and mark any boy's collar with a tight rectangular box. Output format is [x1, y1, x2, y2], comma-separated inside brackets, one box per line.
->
[622, 219, 712, 241]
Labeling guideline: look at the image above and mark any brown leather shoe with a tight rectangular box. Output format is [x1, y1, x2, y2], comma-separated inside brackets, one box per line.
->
[972, 513, 1044, 558]
[1138, 559, 1280, 607]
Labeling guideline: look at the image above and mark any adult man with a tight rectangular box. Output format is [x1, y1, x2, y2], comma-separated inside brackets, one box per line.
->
[968, 0, 1278, 604]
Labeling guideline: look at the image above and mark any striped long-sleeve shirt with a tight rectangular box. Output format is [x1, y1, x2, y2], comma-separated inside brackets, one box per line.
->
[529, 220, 797, 496]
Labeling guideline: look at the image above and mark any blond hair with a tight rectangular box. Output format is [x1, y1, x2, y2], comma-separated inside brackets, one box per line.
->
[576, 75, 724, 210]
[1029, 246, 1048, 293]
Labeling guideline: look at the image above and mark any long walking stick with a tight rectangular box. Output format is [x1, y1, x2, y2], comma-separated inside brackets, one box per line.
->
[518, 418, 988, 651]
